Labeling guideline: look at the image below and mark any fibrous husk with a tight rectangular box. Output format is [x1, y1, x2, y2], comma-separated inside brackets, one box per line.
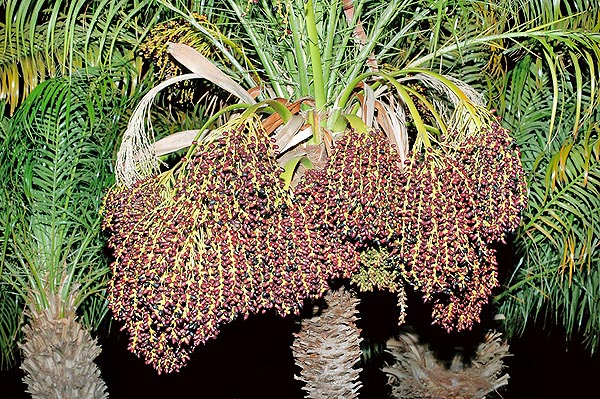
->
[383, 330, 510, 399]
[292, 287, 363, 399]
[19, 291, 108, 399]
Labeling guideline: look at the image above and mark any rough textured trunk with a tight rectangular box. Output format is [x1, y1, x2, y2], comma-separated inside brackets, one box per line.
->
[19, 291, 108, 399]
[383, 330, 510, 399]
[292, 287, 363, 399]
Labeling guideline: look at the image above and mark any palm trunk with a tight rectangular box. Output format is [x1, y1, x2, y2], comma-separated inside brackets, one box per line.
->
[292, 287, 363, 399]
[19, 291, 108, 399]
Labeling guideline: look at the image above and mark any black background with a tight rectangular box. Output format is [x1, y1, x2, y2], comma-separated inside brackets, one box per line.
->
[2, 287, 600, 399]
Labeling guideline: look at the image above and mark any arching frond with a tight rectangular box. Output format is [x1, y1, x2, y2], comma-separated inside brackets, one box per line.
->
[388, 1, 600, 352]
[0, 0, 161, 113]
[0, 287, 22, 368]
[401, 1, 600, 129]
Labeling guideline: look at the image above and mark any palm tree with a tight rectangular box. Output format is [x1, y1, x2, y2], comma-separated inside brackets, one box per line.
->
[0, 70, 131, 397]
[428, 0, 600, 352]
[359, 0, 600, 354]
[0, 1, 161, 393]
[0, 2, 220, 393]
[92, 0, 597, 393]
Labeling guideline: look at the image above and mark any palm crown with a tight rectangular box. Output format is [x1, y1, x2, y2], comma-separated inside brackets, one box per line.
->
[97, 0, 563, 374]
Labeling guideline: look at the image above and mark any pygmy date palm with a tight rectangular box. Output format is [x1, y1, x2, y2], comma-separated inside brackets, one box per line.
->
[3, 0, 599, 398]
[0, 70, 130, 397]
[373, 0, 600, 354]
[102, 0, 528, 381]
[0, 4, 243, 395]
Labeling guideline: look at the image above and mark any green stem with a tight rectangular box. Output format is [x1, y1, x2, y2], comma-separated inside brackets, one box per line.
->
[329, 71, 378, 130]
[330, 2, 358, 96]
[226, 0, 286, 97]
[321, 0, 340, 96]
[184, 103, 252, 158]
[392, 81, 431, 149]
[403, 85, 447, 134]
[332, 71, 431, 147]
[305, 0, 326, 110]
[287, 1, 310, 98]
[343, 0, 400, 86]
[493, 268, 548, 302]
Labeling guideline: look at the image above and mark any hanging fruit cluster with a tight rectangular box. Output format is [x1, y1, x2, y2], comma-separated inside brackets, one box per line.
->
[350, 247, 408, 326]
[456, 120, 527, 243]
[294, 128, 406, 247]
[140, 14, 218, 81]
[102, 100, 527, 371]
[290, 128, 414, 328]
[392, 112, 527, 331]
[288, 112, 525, 332]
[101, 115, 359, 373]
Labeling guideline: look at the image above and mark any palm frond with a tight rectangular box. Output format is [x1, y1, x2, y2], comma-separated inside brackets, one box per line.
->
[401, 1, 600, 121]
[493, 50, 600, 351]
[0, 284, 22, 369]
[498, 138, 600, 349]
[0, 0, 161, 113]
[4, 72, 122, 290]
[515, 0, 599, 30]
[0, 102, 25, 369]
[214, 0, 412, 103]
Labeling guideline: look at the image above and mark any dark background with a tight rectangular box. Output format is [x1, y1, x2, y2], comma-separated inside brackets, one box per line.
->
[2, 288, 600, 399]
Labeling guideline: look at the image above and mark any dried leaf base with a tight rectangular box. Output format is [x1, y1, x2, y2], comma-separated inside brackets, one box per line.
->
[383, 331, 510, 399]
[19, 292, 108, 399]
[292, 287, 363, 399]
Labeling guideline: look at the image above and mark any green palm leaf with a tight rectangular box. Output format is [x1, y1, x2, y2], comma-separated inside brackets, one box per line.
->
[0, 286, 22, 368]
[0, 104, 23, 369]
[382, 3, 600, 351]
